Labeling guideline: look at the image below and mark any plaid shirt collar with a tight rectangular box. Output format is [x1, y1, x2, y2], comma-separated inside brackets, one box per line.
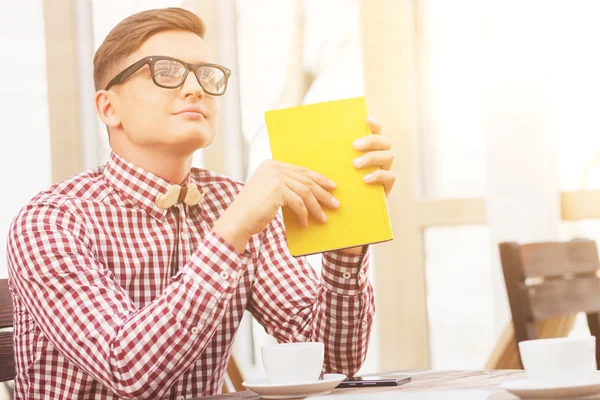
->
[103, 151, 194, 221]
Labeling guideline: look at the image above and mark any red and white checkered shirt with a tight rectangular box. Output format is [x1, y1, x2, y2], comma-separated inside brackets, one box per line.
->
[6, 151, 375, 399]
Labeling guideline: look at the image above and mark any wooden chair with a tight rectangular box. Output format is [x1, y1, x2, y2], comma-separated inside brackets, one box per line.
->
[499, 240, 600, 368]
[0, 279, 15, 382]
[222, 355, 245, 393]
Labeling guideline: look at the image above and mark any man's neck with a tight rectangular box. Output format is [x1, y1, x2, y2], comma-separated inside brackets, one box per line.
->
[112, 146, 194, 184]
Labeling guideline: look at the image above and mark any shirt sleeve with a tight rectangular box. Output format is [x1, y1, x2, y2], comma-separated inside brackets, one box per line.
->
[246, 213, 375, 376]
[6, 202, 249, 400]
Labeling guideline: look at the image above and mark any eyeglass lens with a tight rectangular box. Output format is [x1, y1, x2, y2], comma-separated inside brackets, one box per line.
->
[153, 59, 226, 94]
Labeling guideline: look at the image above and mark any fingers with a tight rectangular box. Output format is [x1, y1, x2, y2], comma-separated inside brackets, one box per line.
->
[366, 116, 382, 134]
[289, 165, 336, 191]
[265, 160, 336, 193]
[355, 117, 396, 197]
[363, 169, 396, 196]
[353, 150, 395, 171]
[284, 178, 327, 226]
[282, 185, 310, 227]
[353, 134, 392, 151]
[285, 170, 340, 210]
[284, 168, 343, 226]
[274, 163, 340, 227]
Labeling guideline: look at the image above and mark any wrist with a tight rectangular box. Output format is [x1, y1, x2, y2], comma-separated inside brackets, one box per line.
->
[340, 246, 365, 255]
[213, 214, 250, 254]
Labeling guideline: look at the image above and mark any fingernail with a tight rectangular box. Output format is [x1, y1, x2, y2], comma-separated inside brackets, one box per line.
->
[353, 139, 365, 149]
[321, 212, 328, 222]
[364, 174, 374, 183]
[331, 197, 340, 207]
[353, 157, 364, 167]
[328, 180, 336, 188]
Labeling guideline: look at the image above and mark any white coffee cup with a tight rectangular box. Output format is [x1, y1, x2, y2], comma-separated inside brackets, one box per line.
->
[518, 336, 597, 385]
[261, 342, 324, 384]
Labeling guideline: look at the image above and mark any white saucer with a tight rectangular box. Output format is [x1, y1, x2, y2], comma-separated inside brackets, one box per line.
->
[242, 373, 346, 399]
[501, 372, 600, 399]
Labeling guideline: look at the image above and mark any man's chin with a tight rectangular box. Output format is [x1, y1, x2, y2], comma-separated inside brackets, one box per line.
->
[165, 129, 215, 151]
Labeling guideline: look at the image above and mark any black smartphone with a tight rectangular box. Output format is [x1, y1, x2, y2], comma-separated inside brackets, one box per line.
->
[336, 374, 412, 388]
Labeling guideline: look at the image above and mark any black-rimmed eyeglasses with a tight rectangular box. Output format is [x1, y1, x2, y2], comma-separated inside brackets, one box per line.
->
[105, 55, 231, 96]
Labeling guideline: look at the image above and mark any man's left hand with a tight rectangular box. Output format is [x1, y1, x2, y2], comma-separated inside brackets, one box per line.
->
[352, 116, 396, 196]
[341, 116, 396, 255]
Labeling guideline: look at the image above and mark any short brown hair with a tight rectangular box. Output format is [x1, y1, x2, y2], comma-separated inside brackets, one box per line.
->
[93, 7, 206, 91]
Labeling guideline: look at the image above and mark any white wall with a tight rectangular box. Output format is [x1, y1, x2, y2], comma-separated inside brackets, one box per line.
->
[482, 0, 562, 345]
[421, 0, 565, 368]
[0, 0, 52, 278]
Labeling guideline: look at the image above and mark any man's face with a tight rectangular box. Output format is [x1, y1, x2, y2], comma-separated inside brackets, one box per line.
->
[108, 30, 219, 154]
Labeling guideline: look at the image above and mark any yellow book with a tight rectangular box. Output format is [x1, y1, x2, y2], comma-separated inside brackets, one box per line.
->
[265, 96, 394, 256]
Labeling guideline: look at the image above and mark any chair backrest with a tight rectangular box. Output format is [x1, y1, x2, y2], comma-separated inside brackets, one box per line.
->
[222, 354, 245, 393]
[0, 279, 15, 382]
[499, 240, 600, 366]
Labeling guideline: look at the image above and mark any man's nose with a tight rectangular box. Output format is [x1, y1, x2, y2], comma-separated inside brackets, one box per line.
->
[180, 70, 204, 99]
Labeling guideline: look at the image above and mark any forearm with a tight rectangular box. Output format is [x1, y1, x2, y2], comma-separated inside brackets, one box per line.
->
[313, 287, 375, 375]
[107, 233, 246, 397]
[312, 250, 375, 375]
[10, 229, 249, 399]
[248, 217, 375, 376]
[213, 208, 251, 254]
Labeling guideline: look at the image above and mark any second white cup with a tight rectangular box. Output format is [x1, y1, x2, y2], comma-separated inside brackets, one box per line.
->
[519, 336, 597, 385]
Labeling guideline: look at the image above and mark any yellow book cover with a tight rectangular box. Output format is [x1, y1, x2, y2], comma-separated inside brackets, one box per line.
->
[265, 96, 393, 256]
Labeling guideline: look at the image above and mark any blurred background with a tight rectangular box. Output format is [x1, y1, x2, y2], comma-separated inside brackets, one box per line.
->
[3, 0, 600, 396]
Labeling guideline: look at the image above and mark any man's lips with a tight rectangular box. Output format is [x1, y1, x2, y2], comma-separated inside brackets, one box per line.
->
[173, 106, 207, 118]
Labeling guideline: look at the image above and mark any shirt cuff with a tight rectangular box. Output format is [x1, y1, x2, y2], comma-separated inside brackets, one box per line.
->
[169, 230, 250, 330]
[321, 247, 370, 296]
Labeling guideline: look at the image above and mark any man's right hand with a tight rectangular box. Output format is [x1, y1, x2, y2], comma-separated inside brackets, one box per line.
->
[213, 159, 340, 253]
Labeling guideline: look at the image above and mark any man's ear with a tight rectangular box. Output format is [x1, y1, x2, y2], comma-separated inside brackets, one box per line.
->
[95, 90, 122, 129]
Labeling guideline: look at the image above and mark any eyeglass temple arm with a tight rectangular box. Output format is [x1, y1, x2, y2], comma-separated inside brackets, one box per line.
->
[105, 58, 148, 90]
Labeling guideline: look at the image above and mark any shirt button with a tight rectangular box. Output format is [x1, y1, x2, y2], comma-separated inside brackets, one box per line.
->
[181, 232, 188, 240]
[191, 327, 199, 335]
[342, 271, 352, 279]
[177, 396, 185, 400]
[220, 271, 229, 280]
[362, 321, 368, 329]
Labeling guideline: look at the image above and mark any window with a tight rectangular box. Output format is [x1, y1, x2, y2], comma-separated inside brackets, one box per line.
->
[417, 0, 493, 368]
[553, 2, 600, 192]
[425, 226, 494, 368]
[0, 0, 51, 278]
[417, 0, 486, 199]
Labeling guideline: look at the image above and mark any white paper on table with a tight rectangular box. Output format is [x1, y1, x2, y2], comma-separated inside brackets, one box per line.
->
[308, 389, 494, 400]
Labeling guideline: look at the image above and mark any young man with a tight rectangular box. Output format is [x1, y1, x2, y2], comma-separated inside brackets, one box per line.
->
[7, 7, 396, 399]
